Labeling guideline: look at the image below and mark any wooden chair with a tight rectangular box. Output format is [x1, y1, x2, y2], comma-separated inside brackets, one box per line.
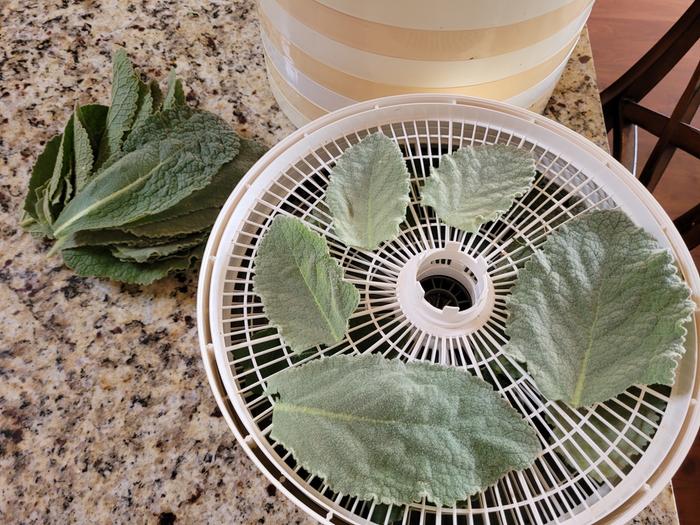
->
[601, 0, 700, 249]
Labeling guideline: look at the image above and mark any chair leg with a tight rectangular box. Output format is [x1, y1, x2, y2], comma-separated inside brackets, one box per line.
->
[674, 202, 700, 250]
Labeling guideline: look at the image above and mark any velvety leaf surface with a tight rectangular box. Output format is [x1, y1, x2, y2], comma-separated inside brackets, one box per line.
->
[135, 80, 156, 129]
[326, 132, 410, 250]
[121, 137, 263, 231]
[62, 245, 203, 285]
[110, 233, 206, 262]
[267, 354, 542, 505]
[122, 207, 220, 238]
[163, 70, 186, 109]
[253, 216, 359, 353]
[504, 209, 694, 407]
[96, 48, 140, 165]
[52, 108, 238, 238]
[22, 134, 62, 221]
[73, 106, 95, 191]
[421, 144, 536, 232]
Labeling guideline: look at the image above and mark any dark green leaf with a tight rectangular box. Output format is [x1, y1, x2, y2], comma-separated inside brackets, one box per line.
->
[131, 80, 154, 131]
[149, 79, 163, 112]
[73, 106, 95, 191]
[61, 229, 145, 249]
[122, 137, 263, 230]
[23, 134, 62, 221]
[163, 69, 186, 109]
[96, 48, 141, 166]
[45, 115, 75, 217]
[52, 108, 239, 239]
[110, 233, 206, 262]
[122, 207, 220, 238]
[61, 245, 203, 284]
[76, 104, 109, 152]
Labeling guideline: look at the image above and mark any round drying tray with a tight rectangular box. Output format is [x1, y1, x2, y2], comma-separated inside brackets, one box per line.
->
[197, 95, 699, 525]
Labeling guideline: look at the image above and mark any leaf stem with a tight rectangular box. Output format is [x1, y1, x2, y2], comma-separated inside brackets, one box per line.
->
[47, 236, 68, 257]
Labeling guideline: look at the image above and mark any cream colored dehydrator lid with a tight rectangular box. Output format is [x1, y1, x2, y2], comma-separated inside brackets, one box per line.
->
[197, 95, 699, 525]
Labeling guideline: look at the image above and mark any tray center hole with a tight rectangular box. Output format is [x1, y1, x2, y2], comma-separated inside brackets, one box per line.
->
[420, 275, 473, 311]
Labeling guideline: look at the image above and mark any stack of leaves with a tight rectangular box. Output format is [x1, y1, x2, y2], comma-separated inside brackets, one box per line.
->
[21, 49, 266, 284]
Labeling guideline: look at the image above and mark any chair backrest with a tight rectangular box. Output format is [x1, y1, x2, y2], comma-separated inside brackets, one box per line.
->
[601, 0, 700, 249]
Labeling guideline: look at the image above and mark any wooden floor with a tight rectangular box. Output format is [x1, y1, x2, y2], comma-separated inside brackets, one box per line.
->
[586, 1, 700, 523]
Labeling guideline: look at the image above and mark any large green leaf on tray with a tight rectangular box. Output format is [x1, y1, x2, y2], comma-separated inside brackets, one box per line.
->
[267, 354, 541, 506]
[326, 132, 410, 250]
[504, 209, 694, 407]
[421, 144, 536, 232]
[253, 216, 359, 354]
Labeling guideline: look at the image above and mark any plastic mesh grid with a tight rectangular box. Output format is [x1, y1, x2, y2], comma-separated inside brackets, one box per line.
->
[218, 119, 670, 524]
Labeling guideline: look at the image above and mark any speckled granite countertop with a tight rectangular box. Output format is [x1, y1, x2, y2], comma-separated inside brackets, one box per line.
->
[0, 1, 680, 524]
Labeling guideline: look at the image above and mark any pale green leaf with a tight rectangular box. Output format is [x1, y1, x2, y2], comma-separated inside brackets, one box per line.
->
[33, 182, 50, 229]
[421, 144, 536, 232]
[268, 354, 541, 505]
[504, 209, 694, 407]
[62, 170, 74, 204]
[254, 216, 359, 353]
[61, 245, 203, 284]
[326, 132, 410, 250]
[96, 48, 141, 165]
[52, 108, 238, 239]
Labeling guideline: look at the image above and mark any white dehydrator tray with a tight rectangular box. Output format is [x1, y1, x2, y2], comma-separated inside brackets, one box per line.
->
[197, 95, 700, 525]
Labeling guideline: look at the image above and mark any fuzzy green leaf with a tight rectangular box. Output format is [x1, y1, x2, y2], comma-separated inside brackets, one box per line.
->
[149, 79, 163, 112]
[61, 229, 147, 249]
[122, 207, 220, 238]
[268, 354, 542, 505]
[121, 106, 239, 156]
[96, 48, 141, 165]
[421, 144, 536, 232]
[110, 233, 206, 262]
[41, 115, 75, 222]
[73, 106, 95, 191]
[254, 216, 359, 353]
[75, 104, 109, 152]
[120, 137, 263, 234]
[23, 134, 62, 222]
[326, 132, 410, 250]
[505, 209, 694, 407]
[61, 245, 203, 284]
[163, 70, 186, 109]
[131, 81, 154, 131]
[52, 108, 238, 238]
